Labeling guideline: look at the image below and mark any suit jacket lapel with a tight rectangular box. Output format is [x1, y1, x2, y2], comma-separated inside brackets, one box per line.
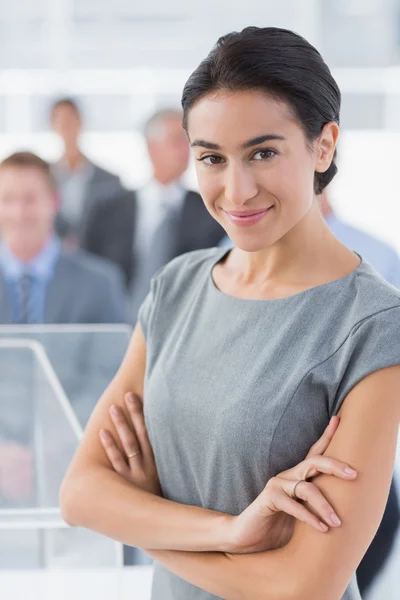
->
[0, 273, 13, 323]
[79, 163, 97, 240]
[122, 192, 137, 285]
[176, 191, 196, 255]
[44, 255, 71, 323]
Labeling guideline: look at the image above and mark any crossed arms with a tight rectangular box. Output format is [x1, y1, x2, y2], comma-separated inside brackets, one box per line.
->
[61, 324, 400, 600]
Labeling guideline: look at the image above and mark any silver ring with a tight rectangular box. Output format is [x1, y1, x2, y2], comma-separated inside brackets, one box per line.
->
[127, 451, 140, 459]
[291, 479, 304, 500]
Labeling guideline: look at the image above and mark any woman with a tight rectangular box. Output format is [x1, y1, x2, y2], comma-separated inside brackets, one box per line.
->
[61, 27, 400, 600]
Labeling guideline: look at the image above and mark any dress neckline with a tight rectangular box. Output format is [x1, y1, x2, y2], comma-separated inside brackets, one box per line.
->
[208, 246, 364, 304]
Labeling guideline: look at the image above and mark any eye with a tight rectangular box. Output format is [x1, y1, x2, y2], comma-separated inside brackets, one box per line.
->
[197, 155, 225, 166]
[252, 149, 277, 161]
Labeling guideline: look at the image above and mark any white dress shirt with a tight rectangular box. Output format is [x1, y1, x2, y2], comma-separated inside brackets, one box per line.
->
[133, 179, 186, 264]
[52, 159, 95, 228]
[128, 179, 186, 321]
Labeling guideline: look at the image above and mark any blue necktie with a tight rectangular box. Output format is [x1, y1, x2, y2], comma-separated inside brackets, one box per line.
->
[16, 272, 34, 324]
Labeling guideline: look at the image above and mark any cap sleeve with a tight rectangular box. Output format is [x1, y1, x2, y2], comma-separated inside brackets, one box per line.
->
[332, 305, 400, 415]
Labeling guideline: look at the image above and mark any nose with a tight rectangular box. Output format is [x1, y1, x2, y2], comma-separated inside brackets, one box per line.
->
[223, 162, 258, 206]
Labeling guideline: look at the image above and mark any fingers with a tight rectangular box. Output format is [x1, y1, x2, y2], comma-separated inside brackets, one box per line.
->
[100, 429, 132, 478]
[267, 477, 342, 532]
[274, 488, 330, 533]
[306, 416, 340, 458]
[108, 404, 141, 461]
[289, 480, 342, 528]
[300, 455, 357, 481]
[124, 393, 155, 464]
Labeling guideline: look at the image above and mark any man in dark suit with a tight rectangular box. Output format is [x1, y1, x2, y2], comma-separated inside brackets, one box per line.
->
[83, 109, 225, 322]
[0, 151, 126, 324]
[50, 97, 125, 247]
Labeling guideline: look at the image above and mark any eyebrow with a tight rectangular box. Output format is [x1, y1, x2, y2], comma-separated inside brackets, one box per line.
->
[190, 134, 286, 151]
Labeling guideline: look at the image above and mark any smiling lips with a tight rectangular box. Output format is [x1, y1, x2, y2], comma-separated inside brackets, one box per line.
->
[225, 206, 274, 227]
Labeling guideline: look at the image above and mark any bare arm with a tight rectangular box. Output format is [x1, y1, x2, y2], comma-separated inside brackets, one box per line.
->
[144, 366, 400, 600]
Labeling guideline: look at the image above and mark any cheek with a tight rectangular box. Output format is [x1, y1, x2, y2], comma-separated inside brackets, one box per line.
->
[265, 156, 314, 208]
[195, 168, 221, 213]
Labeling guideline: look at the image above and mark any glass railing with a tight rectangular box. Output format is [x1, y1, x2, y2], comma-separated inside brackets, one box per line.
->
[0, 331, 129, 570]
[0, 325, 131, 428]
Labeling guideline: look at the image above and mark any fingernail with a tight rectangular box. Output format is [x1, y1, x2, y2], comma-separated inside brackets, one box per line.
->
[330, 513, 341, 527]
[319, 522, 329, 532]
[344, 467, 357, 476]
[125, 393, 134, 407]
[110, 405, 118, 416]
[100, 429, 108, 441]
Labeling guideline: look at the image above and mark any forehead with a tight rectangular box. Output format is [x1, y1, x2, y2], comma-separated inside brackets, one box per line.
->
[187, 90, 299, 147]
[52, 104, 79, 119]
[0, 166, 52, 192]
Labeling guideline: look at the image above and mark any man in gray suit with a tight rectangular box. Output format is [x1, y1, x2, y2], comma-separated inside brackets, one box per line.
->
[0, 151, 126, 324]
[50, 97, 125, 247]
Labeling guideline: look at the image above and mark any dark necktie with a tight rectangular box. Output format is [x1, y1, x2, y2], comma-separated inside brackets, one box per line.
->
[17, 272, 33, 324]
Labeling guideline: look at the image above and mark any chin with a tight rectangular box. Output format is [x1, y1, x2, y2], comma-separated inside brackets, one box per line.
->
[229, 235, 274, 253]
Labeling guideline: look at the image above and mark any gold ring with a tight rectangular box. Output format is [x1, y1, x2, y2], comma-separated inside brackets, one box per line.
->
[291, 479, 304, 500]
[127, 451, 140, 459]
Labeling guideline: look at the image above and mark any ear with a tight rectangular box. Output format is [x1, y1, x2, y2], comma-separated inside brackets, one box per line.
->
[315, 122, 339, 174]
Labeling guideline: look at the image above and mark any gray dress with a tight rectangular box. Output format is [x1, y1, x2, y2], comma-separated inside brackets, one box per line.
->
[139, 246, 400, 600]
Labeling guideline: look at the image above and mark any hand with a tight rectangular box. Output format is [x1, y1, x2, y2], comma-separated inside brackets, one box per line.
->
[229, 416, 358, 554]
[0, 442, 34, 502]
[99, 393, 162, 496]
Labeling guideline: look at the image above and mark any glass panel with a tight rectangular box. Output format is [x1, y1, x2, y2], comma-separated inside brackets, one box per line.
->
[0, 337, 124, 569]
[0, 325, 131, 427]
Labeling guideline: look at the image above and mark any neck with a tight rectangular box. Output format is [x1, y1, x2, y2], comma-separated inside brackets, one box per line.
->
[63, 148, 85, 171]
[8, 236, 51, 263]
[153, 169, 175, 186]
[318, 192, 333, 219]
[228, 200, 354, 287]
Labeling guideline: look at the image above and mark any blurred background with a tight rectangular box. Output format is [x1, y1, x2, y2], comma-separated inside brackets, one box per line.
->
[1, 0, 400, 248]
[0, 1, 399, 599]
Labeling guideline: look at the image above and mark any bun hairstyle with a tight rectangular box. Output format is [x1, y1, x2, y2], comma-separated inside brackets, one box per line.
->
[182, 27, 340, 194]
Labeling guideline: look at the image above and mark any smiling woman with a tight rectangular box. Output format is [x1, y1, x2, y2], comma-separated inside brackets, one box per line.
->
[61, 27, 400, 600]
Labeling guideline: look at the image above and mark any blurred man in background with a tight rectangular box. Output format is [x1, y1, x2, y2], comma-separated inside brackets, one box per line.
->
[83, 108, 225, 322]
[50, 97, 125, 247]
[0, 151, 126, 324]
